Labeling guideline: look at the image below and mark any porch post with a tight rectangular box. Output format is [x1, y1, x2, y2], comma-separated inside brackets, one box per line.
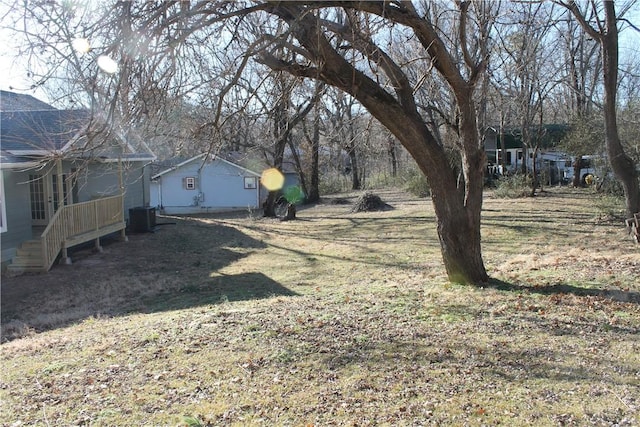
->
[56, 158, 64, 212]
[94, 201, 103, 253]
[60, 245, 72, 265]
[57, 158, 72, 265]
[119, 157, 128, 242]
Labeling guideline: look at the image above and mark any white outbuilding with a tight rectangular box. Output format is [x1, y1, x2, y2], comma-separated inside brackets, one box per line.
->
[150, 154, 262, 214]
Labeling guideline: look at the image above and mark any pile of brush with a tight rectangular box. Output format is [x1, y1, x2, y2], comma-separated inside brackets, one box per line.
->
[351, 192, 393, 213]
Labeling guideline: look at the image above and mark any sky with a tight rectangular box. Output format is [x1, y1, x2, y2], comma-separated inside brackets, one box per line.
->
[0, 2, 42, 97]
[0, 2, 638, 106]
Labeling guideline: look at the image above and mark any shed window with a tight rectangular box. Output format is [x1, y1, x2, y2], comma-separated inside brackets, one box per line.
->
[184, 177, 196, 190]
[0, 174, 6, 233]
[244, 177, 257, 189]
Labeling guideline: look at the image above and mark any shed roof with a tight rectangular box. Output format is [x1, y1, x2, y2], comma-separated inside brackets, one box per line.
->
[489, 124, 570, 150]
[151, 153, 261, 180]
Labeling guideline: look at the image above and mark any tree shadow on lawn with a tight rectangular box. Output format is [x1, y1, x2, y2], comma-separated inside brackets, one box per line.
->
[325, 339, 639, 392]
[1, 218, 298, 342]
[323, 340, 637, 386]
[137, 271, 298, 313]
[318, 301, 638, 391]
[486, 278, 640, 304]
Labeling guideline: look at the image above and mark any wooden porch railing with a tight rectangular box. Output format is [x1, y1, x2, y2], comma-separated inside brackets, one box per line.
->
[40, 195, 125, 271]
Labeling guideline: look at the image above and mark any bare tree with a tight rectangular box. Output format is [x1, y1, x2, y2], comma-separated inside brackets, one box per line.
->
[558, 0, 640, 218]
[559, 11, 602, 118]
[618, 53, 640, 169]
[299, 101, 322, 203]
[324, 90, 364, 191]
[259, 73, 323, 217]
[251, 2, 495, 283]
[12, 1, 497, 284]
[492, 2, 561, 193]
[296, 80, 325, 204]
[552, 7, 604, 186]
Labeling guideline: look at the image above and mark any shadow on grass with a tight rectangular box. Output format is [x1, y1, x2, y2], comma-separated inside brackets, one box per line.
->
[486, 278, 640, 304]
[139, 272, 298, 313]
[319, 325, 638, 390]
[1, 218, 298, 342]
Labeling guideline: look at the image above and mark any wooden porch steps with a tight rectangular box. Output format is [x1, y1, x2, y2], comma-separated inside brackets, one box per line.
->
[7, 223, 127, 275]
[7, 240, 45, 274]
[7, 196, 127, 275]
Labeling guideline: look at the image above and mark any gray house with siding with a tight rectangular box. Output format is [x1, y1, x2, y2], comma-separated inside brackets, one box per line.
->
[0, 91, 155, 273]
[150, 153, 262, 214]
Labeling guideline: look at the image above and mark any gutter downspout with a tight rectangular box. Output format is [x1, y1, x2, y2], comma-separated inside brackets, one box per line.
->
[256, 176, 260, 209]
[196, 160, 205, 207]
[142, 161, 154, 207]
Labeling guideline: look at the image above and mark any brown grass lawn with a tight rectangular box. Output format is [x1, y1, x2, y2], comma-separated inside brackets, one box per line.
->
[1, 187, 639, 426]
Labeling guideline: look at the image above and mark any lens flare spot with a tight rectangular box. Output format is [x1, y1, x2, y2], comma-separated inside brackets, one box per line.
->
[284, 185, 305, 204]
[71, 37, 90, 54]
[97, 55, 118, 74]
[261, 168, 285, 192]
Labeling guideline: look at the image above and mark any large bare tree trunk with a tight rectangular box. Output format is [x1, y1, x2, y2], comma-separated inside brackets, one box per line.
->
[259, 2, 489, 284]
[263, 90, 289, 218]
[388, 137, 398, 178]
[371, 94, 488, 284]
[564, 1, 640, 217]
[347, 145, 361, 191]
[600, 3, 640, 217]
[573, 156, 583, 187]
[445, 96, 488, 284]
[307, 103, 321, 203]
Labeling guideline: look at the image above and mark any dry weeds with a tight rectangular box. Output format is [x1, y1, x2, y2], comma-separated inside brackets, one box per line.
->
[1, 187, 639, 426]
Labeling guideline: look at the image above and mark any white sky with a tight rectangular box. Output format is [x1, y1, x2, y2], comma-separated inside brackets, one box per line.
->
[0, 2, 40, 96]
[0, 3, 638, 105]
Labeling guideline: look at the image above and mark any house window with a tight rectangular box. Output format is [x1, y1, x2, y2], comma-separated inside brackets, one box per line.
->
[244, 177, 257, 189]
[184, 177, 196, 190]
[0, 173, 6, 233]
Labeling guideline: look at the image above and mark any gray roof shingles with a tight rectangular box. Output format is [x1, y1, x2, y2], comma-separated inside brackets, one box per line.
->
[0, 91, 155, 160]
[1, 109, 90, 152]
[0, 90, 57, 111]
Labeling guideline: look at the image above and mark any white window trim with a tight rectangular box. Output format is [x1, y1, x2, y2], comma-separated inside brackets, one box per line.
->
[244, 176, 257, 189]
[185, 176, 196, 190]
[0, 173, 7, 233]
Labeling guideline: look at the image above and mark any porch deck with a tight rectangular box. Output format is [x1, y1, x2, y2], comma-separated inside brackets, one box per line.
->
[8, 195, 126, 274]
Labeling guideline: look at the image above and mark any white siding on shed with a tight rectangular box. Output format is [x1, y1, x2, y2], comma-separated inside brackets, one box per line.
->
[152, 156, 260, 214]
